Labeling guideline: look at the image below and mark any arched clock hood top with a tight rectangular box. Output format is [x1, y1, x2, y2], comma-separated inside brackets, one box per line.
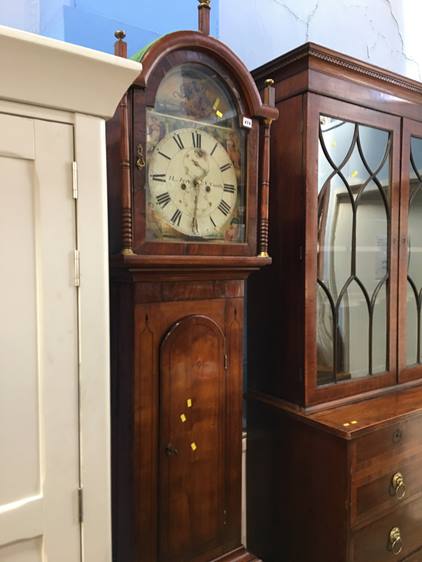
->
[130, 30, 278, 121]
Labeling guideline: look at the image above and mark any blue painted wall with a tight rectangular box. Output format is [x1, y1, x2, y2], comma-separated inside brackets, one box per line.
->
[1, 0, 219, 57]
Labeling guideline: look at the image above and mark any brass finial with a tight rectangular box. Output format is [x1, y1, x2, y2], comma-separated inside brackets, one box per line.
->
[265, 78, 275, 87]
[198, 0, 211, 34]
[114, 30, 127, 58]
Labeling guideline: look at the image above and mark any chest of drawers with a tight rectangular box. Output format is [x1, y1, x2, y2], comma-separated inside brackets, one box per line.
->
[248, 386, 422, 562]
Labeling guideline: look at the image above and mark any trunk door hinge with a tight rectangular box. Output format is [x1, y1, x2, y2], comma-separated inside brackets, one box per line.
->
[74, 249, 80, 287]
[72, 161, 78, 199]
[78, 486, 84, 523]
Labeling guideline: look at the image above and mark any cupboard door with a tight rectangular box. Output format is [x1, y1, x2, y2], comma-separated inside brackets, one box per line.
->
[0, 115, 81, 560]
[306, 95, 401, 404]
[159, 315, 227, 562]
[399, 120, 422, 383]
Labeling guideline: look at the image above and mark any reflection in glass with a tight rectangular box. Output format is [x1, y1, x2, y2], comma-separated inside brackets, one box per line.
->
[318, 174, 353, 296]
[359, 126, 389, 171]
[406, 137, 422, 366]
[336, 280, 370, 379]
[355, 181, 388, 296]
[408, 186, 422, 289]
[317, 283, 334, 383]
[317, 116, 391, 386]
[372, 284, 387, 374]
[407, 280, 418, 366]
[318, 118, 355, 188]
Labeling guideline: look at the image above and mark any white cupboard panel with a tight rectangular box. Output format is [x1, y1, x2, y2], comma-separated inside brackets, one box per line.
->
[0, 536, 42, 562]
[0, 157, 39, 507]
[0, 113, 34, 160]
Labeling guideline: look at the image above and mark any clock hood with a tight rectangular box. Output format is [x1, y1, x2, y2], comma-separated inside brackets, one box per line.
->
[130, 30, 278, 122]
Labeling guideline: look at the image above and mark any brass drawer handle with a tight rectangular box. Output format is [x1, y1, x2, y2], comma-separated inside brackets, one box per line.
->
[392, 472, 407, 500]
[389, 527, 403, 556]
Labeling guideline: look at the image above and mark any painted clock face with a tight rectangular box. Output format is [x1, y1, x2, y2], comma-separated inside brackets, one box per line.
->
[148, 127, 238, 238]
[145, 63, 247, 243]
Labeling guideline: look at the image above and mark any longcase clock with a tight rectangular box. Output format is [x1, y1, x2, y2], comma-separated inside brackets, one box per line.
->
[107, 3, 277, 561]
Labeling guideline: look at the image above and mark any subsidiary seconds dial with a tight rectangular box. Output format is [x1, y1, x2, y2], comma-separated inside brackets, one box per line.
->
[148, 127, 238, 238]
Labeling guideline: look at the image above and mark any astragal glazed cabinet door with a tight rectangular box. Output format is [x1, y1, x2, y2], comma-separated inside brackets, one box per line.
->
[399, 120, 422, 384]
[306, 94, 401, 405]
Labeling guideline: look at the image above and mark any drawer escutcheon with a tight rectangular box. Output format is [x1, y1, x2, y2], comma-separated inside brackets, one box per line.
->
[392, 429, 403, 444]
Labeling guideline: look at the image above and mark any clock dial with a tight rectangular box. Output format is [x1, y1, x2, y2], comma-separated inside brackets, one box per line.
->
[148, 127, 238, 238]
[145, 62, 247, 243]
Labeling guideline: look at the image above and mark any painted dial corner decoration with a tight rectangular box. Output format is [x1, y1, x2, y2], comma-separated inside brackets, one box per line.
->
[145, 63, 247, 243]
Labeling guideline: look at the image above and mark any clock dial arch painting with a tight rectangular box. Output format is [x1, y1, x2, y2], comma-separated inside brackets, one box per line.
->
[145, 63, 247, 243]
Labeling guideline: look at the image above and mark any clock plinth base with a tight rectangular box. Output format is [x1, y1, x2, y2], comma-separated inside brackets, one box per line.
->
[211, 546, 262, 562]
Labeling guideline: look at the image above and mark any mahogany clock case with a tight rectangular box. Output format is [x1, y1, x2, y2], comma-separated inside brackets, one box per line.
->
[107, 20, 276, 562]
[248, 43, 422, 562]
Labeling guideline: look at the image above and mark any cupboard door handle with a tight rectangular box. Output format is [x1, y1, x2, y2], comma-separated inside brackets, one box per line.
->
[389, 527, 403, 556]
[392, 472, 407, 500]
[165, 444, 179, 457]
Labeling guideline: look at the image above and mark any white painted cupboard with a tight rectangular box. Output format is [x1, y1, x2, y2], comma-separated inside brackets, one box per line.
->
[0, 25, 140, 562]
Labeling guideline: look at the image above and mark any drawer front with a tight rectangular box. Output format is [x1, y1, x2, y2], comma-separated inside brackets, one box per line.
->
[353, 496, 422, 562]
[354, 415, 422, 471]
[352, 454, 422, 526]
[403, 547, 422, 561]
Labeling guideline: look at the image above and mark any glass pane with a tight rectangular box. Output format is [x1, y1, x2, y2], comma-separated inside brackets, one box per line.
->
[319, 118, 355, 169]
[318, 146, 334, 194]
[317, 115, 391, 386]
[337, 281, 370, 380]
[372, 284, 387, 374]
[341, 143, 369, 196]
[408, 186, 422, 289]
[317, 283, 334, 386]
[406, 136, 422, 367]
[358, 125, 389, 172]
[377, 160, 390, 191]
[355, 180, 388, 296]
[411, 137, 422, 175]
[318, 174, 353, 297]
[406, 280, 418, 366]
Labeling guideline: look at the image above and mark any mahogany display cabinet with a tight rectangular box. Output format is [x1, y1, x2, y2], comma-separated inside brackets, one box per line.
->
[247, 43, 422, 562]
